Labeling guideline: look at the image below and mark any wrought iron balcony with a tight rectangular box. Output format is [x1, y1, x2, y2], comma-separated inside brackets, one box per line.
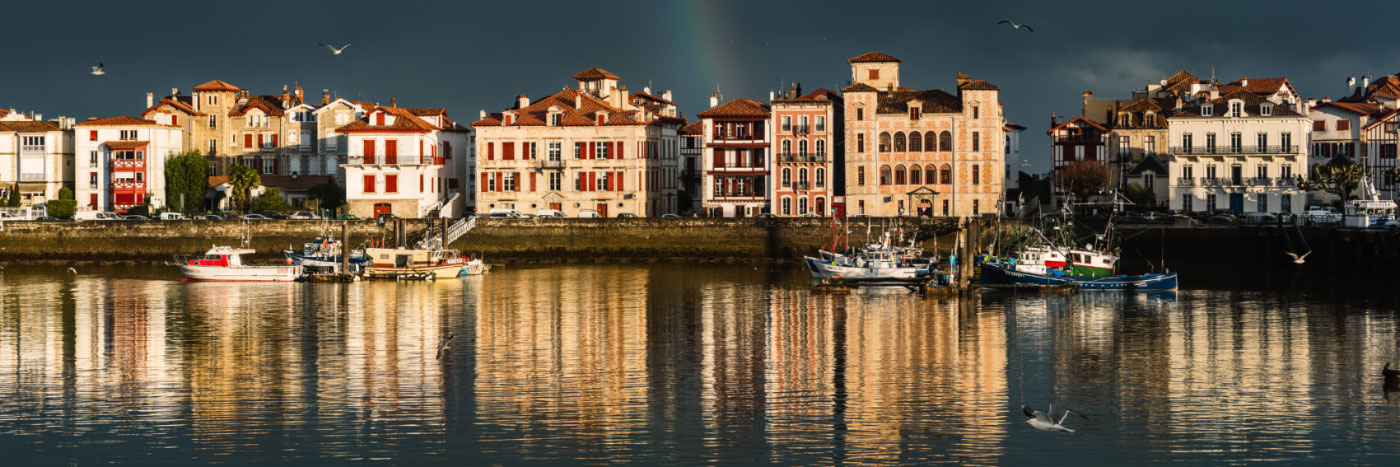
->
[1170, 145, 1300, 155]
[1247, 177, 1272, 186]
[1176, 177, 1195, 186]
[777, 152, 827, 163]
[537, 159, 564, 169]
[19, 173, 47, 182]
[1201, 178, 1222, 187]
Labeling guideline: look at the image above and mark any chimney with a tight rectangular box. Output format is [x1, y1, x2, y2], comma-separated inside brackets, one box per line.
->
[146, 92, 154, 109]
[769, 90, 775, 102]
[1210, 86, 1219, 100]
[322, 89, 330, 105]
[1050, 112, 1057, 129]
[1082, 90, 1093, 100]
[390, 98, 397, 107]
[1240, 77, 1248, 88]
[575, 94, 581, 108]
[294, 86, 304, 104]
[517, 94, 529, 108]
[171, 87, 178, 97]
[710, 93, 718, 108]
[662, 90, 672, 102]
[1364, 75, 1371, 92]
[644, 86, 651, 95]
[479, 109, 486, 119]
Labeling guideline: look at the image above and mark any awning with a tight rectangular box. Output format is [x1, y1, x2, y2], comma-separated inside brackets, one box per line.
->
[17, 182, 47, 193]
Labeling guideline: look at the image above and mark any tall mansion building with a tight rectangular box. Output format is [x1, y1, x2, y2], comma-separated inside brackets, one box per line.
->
[471, 68, 684, 217]
[841, 52, 1005, 217]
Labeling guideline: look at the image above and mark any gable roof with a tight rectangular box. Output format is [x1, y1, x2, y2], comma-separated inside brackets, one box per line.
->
[877, 89, 961, 114]
[680, 120, 704, 135]
[1127, 155, 1168, 177]
[141, 97, 207, 117]
[629, 91, 675, 106]
[774, 88, 842, 103]
[697, 98, 770, 118]
[472, 86, 665, 128]
[1313, 100, 1380, 116]
[1220, 77, 1295, 97]
[1175, 90, 1303, 118]
[336, 106, 442, 133]
[572, 67, 620, 80]
[76, 116, 171, 127]
[959, 79, 1000, 91]
[193, 80, 242, 92]
[1046, 116, 1108, 134]
[1366, 75, 1400, 99]
[841, 82, 879, 93]
[848, 51, 902, 63]
[228, 95, 285, 117]
[1364, 108, 1400, 130]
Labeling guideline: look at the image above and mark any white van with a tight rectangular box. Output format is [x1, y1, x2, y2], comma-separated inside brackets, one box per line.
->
[159, 212, 187, 220]
[75, 211, 116, 220]
[535, 208, 567, 218]
[577, 210, 601, 218]
[487, 208, 524, 219]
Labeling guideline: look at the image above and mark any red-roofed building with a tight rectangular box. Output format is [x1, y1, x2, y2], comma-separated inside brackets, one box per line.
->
[470, 68, 684, 217]
[1306, 73, 1400, 200]
[698, 96, 771, 217]
[73, 116, 182, 213]
[340, 104, 472, 218]
[771, 85, 842, 217]
[1, 111, 75, 208]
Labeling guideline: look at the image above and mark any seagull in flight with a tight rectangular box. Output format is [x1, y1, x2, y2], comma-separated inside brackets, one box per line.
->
[318, 43, 351, 55]
[1284, 250, 1310, 264]
[435, 331, 454, 360]
[998, 20, 1033, 32]
[1022, 405, 1087, 433]
[90, 63, 105, 76]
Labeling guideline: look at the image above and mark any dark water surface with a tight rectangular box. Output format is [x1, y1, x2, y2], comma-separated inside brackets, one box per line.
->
[2, 263, 1399, 465]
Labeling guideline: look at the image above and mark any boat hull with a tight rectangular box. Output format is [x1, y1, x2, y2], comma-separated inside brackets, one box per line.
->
[459, 259, 486, 276]
[178, 264, 301, 282]
[805, 256, 922, 281]
[364, 263, 462, 280]
[980, 263, 1177, 291]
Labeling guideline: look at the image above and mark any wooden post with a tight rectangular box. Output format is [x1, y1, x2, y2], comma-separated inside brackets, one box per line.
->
[341, 221, 350, 278]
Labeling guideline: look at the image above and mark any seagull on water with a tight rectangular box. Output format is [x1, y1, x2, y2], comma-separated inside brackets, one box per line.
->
[998, 20, 1033, 32]
[90, 63, 105, 76]
[1022, 405, 1087, 433]
[436, 331, 454, 360]
[1285, 250, 1311, 264]
[318, 43, 351, 55]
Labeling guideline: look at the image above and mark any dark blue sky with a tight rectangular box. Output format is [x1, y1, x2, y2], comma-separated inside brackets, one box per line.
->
[2, 0, 1393, 172]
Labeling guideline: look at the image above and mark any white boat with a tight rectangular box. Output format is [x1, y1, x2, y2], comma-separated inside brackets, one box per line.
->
[805, 228, 929, 283]
[176, 246, 301, 282]
[363, 247, 481, 280]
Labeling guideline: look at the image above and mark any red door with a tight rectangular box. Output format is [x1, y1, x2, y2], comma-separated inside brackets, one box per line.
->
[596, 203, 608, 218]
[373, 203, 392, 218]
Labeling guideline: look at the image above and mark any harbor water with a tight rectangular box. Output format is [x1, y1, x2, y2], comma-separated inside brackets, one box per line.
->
[1, 263, 1399, 465]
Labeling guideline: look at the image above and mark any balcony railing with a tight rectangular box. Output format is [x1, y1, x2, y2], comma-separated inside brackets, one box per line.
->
[1201, 178, 1222, 187]
[19, 173, 47, 182]
[1247, 177, 1272, 187]
[793, 182, 811, 191]
[348, 155, 424, 165]
[1275, 177, 1301, 187]
[778, 152, 827, 163]
[1176, 177, 1195, 186]
[792, 125, 809, 134]
[111, 180, 145, 190]
[1170, 145, 1299, 155]
[20, 145, 45, 153]
[112, 159, 145, 169]
[538, 159, 564, 169]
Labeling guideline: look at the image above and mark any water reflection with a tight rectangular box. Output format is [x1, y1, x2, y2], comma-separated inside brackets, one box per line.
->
[1, 265, 1399, 465]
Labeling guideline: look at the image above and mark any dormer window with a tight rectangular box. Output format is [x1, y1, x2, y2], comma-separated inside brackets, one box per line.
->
[909, 106, 921, 120]
[1229, 101, 1242, 117]
[550, 113, 561, 126]
[1145, 113, 1156, 126]
[1261, 103, 1273, 116]
[1202, 105, 1214, 117]
[1120, 113, 1131, 127]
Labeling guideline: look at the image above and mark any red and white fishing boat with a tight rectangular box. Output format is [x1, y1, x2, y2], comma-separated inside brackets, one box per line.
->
[176, 246, 301, 282]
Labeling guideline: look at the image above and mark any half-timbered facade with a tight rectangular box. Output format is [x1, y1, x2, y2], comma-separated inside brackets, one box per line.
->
[699, 97, 771, 217]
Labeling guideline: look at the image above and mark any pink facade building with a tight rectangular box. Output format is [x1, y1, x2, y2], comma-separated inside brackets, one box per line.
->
[770, 86, 842, 217]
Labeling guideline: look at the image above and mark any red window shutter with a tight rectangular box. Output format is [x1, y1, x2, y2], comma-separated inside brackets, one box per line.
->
[172, 116, 177, 126]
[363, 174, 375, 193]
[588, 142, 595, 160]
[605, 142, 613, 159]
[504, 142, 514, 160]
[495, 172, 503, 191]
[385, 174, 397, 192]
[638, 171, 643, 192]
[617, 142, 624, 159]
[89, 193, 97, 208]
[245, 134, 253, 149]
[588, 172, 596, 191]
[530, 172, 537, 191]
[419, 173, 424, 192]
[364, 139, 375, 157]
[514, 172, 521, 192]
[89, 130, 97, 141]
[616, 171, 624, 191]
[257, 134, 264, 148]
[272, 134, 279, 147]
[386, 140, 397, 156]
[273, 159, 280, 174]
[376, 113, 384, 125]
[481, 173, 489, 192]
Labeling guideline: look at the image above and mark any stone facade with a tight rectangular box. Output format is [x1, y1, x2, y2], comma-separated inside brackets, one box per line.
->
[842, 52, 1005, 218]
[1167, 90, 1310, 215]
[471, 68, 684, 218]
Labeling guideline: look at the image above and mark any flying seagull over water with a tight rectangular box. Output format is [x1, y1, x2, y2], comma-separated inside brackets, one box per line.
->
[318, 43, 351, 55]
[90, 63, 104, 76]
[67, 267, 77, 274]
[1284, 250, 1311, 264]
[1022, 405, 1087, 433]
[436, 331, 454, 360]
[998, 20, 1033, 32]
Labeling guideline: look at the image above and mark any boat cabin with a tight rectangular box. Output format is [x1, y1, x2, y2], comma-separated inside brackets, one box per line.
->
[187, 246, 254, 267]
[367, 247, 464, 269]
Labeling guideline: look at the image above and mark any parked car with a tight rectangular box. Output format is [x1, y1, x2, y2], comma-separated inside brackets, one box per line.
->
[577, 210, 601, 218]
[242, 214, 269, 220]
[801, 213, 821, 218]
[121, 215, 151, 221]
[1301, 207, 1342, 225]
[1243, 212, 1278, 224]
[255, 211, 287, 219]
[755, 213, 775, 219]
[158, 212, 186, 220]
[287, 211, 317, 220]
[661, 213, 681, 218]
[617, 213, 638, 219]
[33, 216, 61, 221]
[535, 209, 567, 218]
[200, 214, 225, 221]
[1207, 214, 1239, 225]
[488, 208, 523, 219]
[336, 214, 360, 220]
[75, 211, 118, 220]
[376, 213, 399, 222]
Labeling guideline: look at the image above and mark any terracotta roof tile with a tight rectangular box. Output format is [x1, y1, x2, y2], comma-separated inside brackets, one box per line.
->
[104, 141, 149, 149]
[848, 51, 902, 63]
[629, 92, 675, 106]
[1046, 116, 1108, 135]
[141, 97, 207, 117]
[877, 89, 961, 114]
[1222, 77, 1292, 96]
[1175, 91, 1303, 118]
[697, 98, 770, 118]
[841, 83, 878, 93]
[680, 121, 704, 135]
[572, 67, 621, 80]
[228, 95, 286, 117]
[406, 108, 446, 116]
[775, 88, 842, 103]
[472, 86, 669, 128]
[958, 79, 1000, 91]
[78, 116, 172, 127]
[192, 80, 241, 92]
[336, 106, 440, 132]
[0, 121, 60, 132]
[207, 175, 230, 188]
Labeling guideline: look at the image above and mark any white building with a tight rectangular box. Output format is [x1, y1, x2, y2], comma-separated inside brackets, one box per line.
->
[73, 116, 183, 212]
[0, 112, 74, 206]
[339, 105, 471, 218]
[1167, 90, 1310, 215]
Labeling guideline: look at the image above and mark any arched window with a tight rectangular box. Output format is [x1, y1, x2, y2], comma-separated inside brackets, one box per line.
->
[939, 131, 953, 151]
[798, 168, 809, 186]
[909, 131, 922, 152]
[925, 132, 937, 151]
[798, 139, 808, 155]
[781, 139, 791, 154]
[815, 139, 826, 155]
[880, 165, 892, 185]
[894, 132, 907, 152]
[894, 164, 907, 184]
[940, 164, 952, 184]
[815, 167, 825, 187]
[798, 197, 808, 215]
[781, 167, 791, 187]
[879, 132, 891, 152]
[910, 164, 922, 185]
[781, 196, 792, 215]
